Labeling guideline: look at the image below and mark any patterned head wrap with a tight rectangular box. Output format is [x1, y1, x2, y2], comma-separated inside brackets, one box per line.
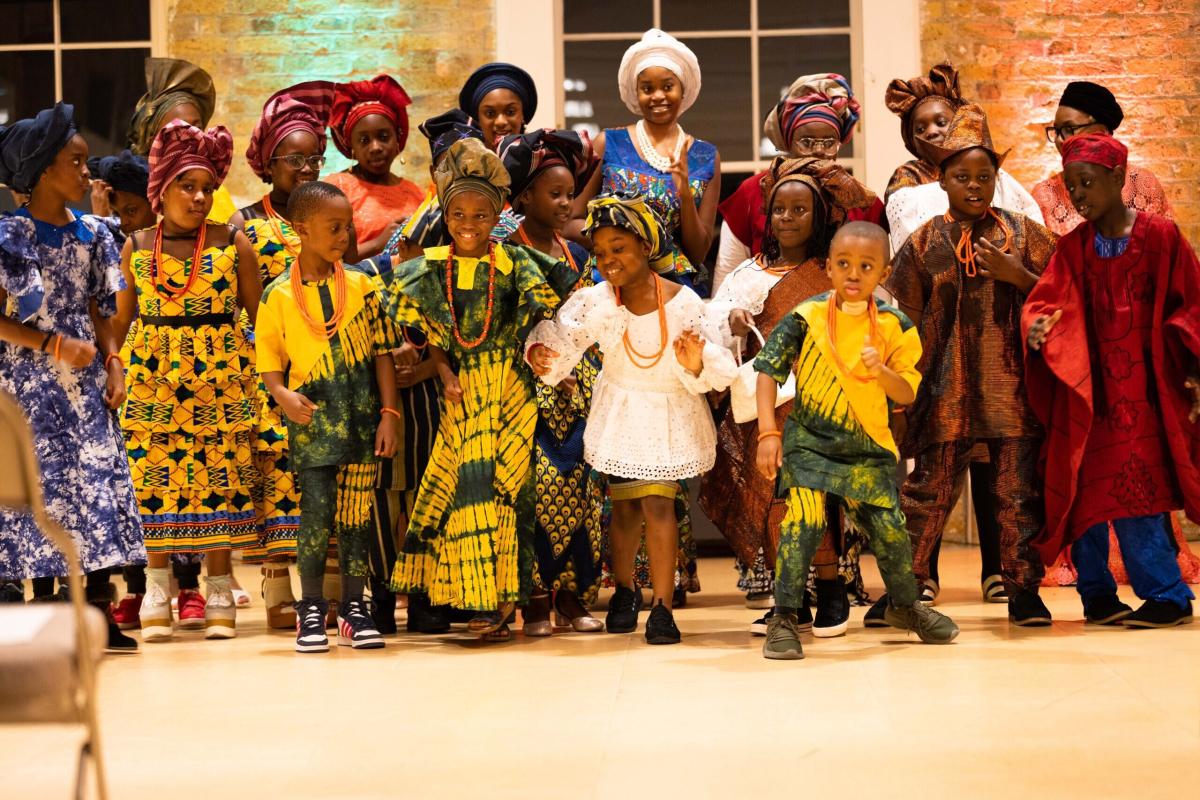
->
[127, 58, 216, 156]
[764, 73, 860, 153]
[459, 62, 539, 122]
[329, 75, 412, 159]
[419, 109, 484, 163]
[584, 191, 674, 274]
[147, 120, 234, 214]
[245, 81, 336, 181]
[760, 156, 876, 258]
[86, 149, 149, 198]
[1059, 81, 1124, 132]
[1061, 133, 1128, 171]
[434, 137, 510, 215]
[497, 129, 598, 211]
[618, 29, 702, 116]
[924, 103, 1009, 171]
[885, 62, 965, 158]
[0, 103, 77, 194]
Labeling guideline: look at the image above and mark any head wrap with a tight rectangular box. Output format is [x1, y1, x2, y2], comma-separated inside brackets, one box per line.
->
[763, 73, 860, 153]
[329, 75, 412, 159]
[761, 156, 877, 229]
[617, 29, 702, 116]
[146, 120, 234, 214]
[1061, 133, 1128, 172]
[127, 58, 216, 156]
[924, 103, 1009, 171]
[245, 81, 336, 181]
[459, 62, 539, 122]
[434, 137, 510, 215]
[86, 150, 149, 198]
[420, 109, 484, 163]
[1059, 81, 1124, 132]
[885, 62, 965, 158]
[584, 191, 674, 273]
[0, 103, 77, 195]
[497, 129, 598, 211]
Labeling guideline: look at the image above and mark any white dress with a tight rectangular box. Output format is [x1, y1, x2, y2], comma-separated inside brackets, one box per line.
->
[706, 257, 785, 354]
[885, 168, 1045, 254]
[527, 282, 737, 481]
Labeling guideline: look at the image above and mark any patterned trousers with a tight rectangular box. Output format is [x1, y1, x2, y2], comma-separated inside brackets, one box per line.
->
[295, 463, 376, 579]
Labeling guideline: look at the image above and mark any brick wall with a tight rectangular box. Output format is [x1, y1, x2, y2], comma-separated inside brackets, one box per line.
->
[920, 0, 1200, 246]
[167, 0, 497, 205]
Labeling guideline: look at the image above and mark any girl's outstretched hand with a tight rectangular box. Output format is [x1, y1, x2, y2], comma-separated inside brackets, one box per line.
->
[527, 344, 559, 377]
[1027, 309, 1063, 351]
[673, 329, 705, 376]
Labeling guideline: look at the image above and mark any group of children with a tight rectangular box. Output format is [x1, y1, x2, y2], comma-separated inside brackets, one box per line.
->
[1, 36, 1197, 662]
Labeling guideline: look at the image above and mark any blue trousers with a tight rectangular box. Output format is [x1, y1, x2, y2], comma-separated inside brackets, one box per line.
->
[1071, 514, 1195, 609]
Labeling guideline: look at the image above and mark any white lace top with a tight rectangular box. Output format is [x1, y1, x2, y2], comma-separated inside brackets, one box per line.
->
[706, 258, 784, 353]
[885, 168, 1045, 255]
[526, 282, 737, 481]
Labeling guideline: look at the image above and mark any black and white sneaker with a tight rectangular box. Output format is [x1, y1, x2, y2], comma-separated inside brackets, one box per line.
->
[644, 601, 681, 645]
[751, 606, 813, 636]
[295, 598, 330, 653]
[863, 594, 889, 628]
[338, 597, 385, 649]
[812, 579, 850, 638]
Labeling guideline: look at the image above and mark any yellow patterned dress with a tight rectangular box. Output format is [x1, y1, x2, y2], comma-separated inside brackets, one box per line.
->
[123, 225, 258, 553]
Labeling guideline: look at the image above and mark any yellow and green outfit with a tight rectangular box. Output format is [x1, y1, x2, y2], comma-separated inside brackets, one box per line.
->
[385, 243, 577, 611]
[255, 263, 397, 584]
[754, 293, 923, 610]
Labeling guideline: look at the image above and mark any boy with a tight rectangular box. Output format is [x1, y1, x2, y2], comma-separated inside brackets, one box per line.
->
[882, 104, 1057, 626]
[1024, 133, 1199, 627]
[755, 221, 958, 659]
[255, 180, 399, 653]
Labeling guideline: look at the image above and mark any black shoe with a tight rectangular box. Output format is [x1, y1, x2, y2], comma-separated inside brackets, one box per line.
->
[33, 584, 70, 603]
[1008, 590, 1053, 626]
[406, 592, 450, 634]
[606, 585, 641, 633]
[645, 601, 681, 644]
[863, 594, 889, 627]
[752, 605, 813, 636]
[1083, 594, 1133, 625]
[1123, 599, 1193, 629]
[812, 579, 849, 638]
[369, 580, 397, 635]
[295, 598, 330, 653]
[0, 581, 23, 603]
[106, 621, 139, 653]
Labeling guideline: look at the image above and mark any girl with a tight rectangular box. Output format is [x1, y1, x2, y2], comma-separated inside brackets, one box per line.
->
[458, 62, 538, 147]
[120, 120, 263, 642]
[87, 150, 156, 240]
[703, 157, 876, 638]
[528, 193, 737, 644]
[325, 75, 424, 260]
[0, 103, 144, 652]
[498, 128, 603, 635]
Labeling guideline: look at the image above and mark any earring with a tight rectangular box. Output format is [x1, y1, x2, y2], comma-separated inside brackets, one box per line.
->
[398, 155, 407, 166]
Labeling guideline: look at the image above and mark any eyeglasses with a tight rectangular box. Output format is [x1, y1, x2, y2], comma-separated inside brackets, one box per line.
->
[1043, 121, 1103, 143]
[794, 137, 839, 153]
[269, 154, 327, 171]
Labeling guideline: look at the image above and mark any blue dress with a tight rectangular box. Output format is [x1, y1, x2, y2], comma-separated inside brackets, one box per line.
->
[0, 209, 145, 578]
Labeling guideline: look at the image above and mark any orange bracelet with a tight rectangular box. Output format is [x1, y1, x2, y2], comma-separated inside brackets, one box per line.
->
[105, 353, 123, 370]
[381, 407, 402, 420]
[53, 335, 63, 362]
[757, 430, 783, 441]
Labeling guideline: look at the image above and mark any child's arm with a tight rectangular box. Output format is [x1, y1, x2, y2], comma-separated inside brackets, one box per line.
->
[861, 333, 916, 405]
[668, 298, 740, 394]
[374, 351, 399, 458]
[89, 301, 126, 409]
[0, 289, 97, 368]
[262, 371, 316, 425]
[525, 285, 605, 386]
[754, 372, 783, 480]
[112, 237, 138, 345]
[427, 345, 462, 403]
[975, 238, 1038, 294]
[233, 229, 264, 326]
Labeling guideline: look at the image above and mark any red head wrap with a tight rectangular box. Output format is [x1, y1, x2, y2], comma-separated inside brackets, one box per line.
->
[1061, 133, 1128, 171]
[330, 75, 412, 159]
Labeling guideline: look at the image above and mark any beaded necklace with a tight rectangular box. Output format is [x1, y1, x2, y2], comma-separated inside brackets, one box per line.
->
[634, 120, 686, 173]
[943, 208, 1011, 277]
[290, 259, 347, 339]
[614, 273, 668, 369]
[261, 194, 301, 258]
[825, 292, 879, 384]
[515, 225, 578, 271]
[150, 224, 206, 301]
[445, 240, 497, 349]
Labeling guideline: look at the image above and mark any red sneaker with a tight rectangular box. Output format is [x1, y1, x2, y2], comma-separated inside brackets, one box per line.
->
[177, 589, 206, 630]
[112, 594, 142, 630]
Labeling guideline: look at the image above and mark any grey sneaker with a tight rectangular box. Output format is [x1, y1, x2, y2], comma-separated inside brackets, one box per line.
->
[884, 601, 959, 644]
[762, 611, 805, 660]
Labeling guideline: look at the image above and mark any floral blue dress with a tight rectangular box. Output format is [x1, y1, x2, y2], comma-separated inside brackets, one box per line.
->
[0, 209, 145, 578]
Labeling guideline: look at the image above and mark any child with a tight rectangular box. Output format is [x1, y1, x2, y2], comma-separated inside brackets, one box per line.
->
[386, 137, 579, 642]
[1024, 134, 1199, 627]
[0, 103, 145, 652]
[256, 180, 399, 652]
[755, 221, 958, 659]
[883, 104, 1057, 627]
[528, 192, 737, 644]
[87, 150, 156, 239]
[499, 128, 603, 635]
[121, 120, 262, 642]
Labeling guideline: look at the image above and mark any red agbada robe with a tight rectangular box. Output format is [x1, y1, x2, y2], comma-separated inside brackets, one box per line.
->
[1021, 213, 1200, 564]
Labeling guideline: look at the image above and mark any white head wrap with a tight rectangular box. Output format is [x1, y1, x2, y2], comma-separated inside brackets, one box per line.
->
[617, 29, 702, 116]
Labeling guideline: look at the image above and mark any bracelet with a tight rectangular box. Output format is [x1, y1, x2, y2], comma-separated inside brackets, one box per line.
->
[757, 430, 782, 442]
[381, 407, 402, 420]
[40, 331, 54, 352]
[52, 334, 63, 362]
[105, 353, 123, 370]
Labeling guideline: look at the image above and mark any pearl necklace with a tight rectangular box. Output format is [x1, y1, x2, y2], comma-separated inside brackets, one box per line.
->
[635, 120, 685, 173]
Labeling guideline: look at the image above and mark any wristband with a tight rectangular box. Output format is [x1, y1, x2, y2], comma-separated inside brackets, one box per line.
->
[757, 430, 782, 442]
[53, 335, 63, 362]
[381, 407, 402, 420]
[105, 353, 124, 370]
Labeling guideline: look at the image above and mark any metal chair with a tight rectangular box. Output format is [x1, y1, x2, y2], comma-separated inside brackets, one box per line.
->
[0, 390, 109, 800]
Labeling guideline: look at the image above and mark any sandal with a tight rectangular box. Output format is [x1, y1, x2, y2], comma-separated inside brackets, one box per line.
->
[982, 574, 1009, 604]
[920, 579, 940, 604]
[482, 623, 511, 642]
[261, 566, 296, 629]
[468, 602, 515, 635]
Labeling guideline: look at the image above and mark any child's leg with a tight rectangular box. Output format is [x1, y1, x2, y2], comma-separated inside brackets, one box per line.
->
[334, 463, 376, 603]
[900, 440, 973, 588]
[296, 466, 338, 600]
[1111, 514, 1195, 609]
[969, 460, 1004, 582]
[640, 494, 678, 607]
[609, 498, 644, 589]
[1071, 523, 1118, 604]
[845, 499, 919, 607]
[774, 487, 832, 611]
[986, 437, 1046, 594]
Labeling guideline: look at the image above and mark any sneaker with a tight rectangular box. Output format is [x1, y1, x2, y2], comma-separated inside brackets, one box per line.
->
[745, 590, 774, 610]
[0, 580, 24, 603]
[606, 585, 641, 634]
[176, 589, 206, 630]
[105, 621, 139, 654]
[812, 579, 849, 638]
[139, 583, 173, 642]
[762, 611, 804, 660]
[1123, 599, 1193, 629]
[884, 601, 960, 644]
[204, 581, 237, 639]
[338, 597, 385, 649]
[750, 605, 813, 636]
[920, 579, 941, 604]
[406, 592, 450, 634]
[644, 601, 681, 645]
[111, 594, 142, 629]
[295, 598, 330, 652]
[1083, 594, 1134, 625]
[1008, 590, 1053, 627]
[863, 594, 889, 627]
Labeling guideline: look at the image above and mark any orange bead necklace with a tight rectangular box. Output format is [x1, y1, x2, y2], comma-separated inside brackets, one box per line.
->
[614, 273, 669, 369]
[150, 223, 206, 301]
[944, 207, 1012, 277]
[826, 292, 879, 384]
[291, 259, 348, 339]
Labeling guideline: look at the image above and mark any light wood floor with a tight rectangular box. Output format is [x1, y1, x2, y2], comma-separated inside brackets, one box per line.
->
[5, 544, 1199, 799]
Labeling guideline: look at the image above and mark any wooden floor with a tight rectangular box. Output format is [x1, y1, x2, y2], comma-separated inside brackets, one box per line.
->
[5, 544, 1199, 799]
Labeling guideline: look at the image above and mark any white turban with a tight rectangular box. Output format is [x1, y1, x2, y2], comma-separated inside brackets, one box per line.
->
[617, 28, 702, 116]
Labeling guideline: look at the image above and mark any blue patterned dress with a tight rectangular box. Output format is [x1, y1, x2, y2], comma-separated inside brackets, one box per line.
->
[0, 209, 145, 578]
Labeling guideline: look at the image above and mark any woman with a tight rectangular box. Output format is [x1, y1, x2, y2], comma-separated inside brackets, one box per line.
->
[458, 62, 538, 147]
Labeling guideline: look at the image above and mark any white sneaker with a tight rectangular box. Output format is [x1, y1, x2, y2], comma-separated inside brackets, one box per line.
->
[204, 579, 237, 639]
[139, 582, 174, 642]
